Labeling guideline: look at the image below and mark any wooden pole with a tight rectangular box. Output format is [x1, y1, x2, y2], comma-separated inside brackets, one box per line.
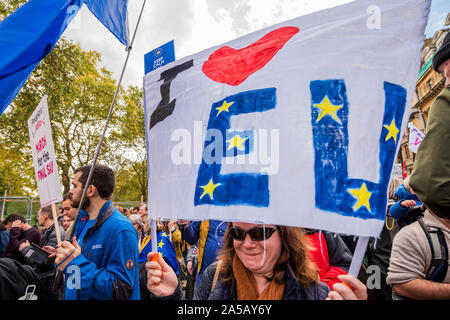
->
[1, 189, 7, 221]
[51, 203, 62, 245]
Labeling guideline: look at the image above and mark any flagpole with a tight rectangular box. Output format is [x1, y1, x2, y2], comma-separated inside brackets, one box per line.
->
[66, 0, 147, 241]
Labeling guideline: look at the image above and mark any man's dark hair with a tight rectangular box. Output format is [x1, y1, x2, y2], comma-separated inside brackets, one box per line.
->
[74, 164, 115, 200]
[4, 213, 26, 225]
[40, 206, 53, 219]
[63, 192, 72, 201]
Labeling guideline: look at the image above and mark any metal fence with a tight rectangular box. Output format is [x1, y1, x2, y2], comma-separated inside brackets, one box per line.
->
[0, 196, 37, 225]
[0, 195, 144, 226]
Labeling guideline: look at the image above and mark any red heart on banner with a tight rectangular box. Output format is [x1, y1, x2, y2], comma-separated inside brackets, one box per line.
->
[202, 26, 299, 86]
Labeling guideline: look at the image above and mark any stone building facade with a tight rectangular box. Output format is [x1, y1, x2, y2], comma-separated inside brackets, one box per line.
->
[397, 13, 449, 176]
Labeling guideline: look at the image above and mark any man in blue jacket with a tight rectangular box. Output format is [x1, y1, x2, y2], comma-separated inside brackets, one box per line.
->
[55, 164, 140, 300]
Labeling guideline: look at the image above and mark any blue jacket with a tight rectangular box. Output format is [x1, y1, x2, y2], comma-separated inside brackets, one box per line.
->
[139, 231, 179, 275]
[389, 184, 422, 219]
[62, 201, 140, 300]
[182, 220, 226, 285]
[0, 228, 9, 256]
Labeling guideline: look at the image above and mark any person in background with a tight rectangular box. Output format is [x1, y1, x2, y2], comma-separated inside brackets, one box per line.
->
[138, 219, 178, 274]
[0, 220, 9, 257]
[18, 206, 62, 299]
[57, 205, 64, 228]
[2, 213, 41, 264]
[55, 164, 140, 300]
[303, 229, 352, 289]
[387, 36, 450, 300]
[145, 222, 368, 300]
[138, 219, 179, 300]
[61, 192, 77, 221]
[61, 215, 72, 233]
[177, 219, 226, 286]
[129, 214, 145, 251]
[139, 204, 150, 236]
[365, 176, 404, 300]
[59, 193, 73, 228]
[116, 206, 127, 217]
[389, 176, 422, 220]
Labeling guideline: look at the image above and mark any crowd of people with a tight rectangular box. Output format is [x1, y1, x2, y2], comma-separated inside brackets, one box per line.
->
[0, 30, 449, 302]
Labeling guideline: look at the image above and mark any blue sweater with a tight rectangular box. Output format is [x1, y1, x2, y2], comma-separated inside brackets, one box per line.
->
[62, 201, 140, 300]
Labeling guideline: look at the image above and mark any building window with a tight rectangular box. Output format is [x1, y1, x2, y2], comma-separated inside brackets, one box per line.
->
[428, 79, 433, 90]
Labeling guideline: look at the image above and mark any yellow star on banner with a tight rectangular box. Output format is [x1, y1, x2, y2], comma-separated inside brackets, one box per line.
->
[158, 239, 165, 249]
[161, 232, 168, 237]
[348, 183, 372, 212]
[216, 100, 233, 116]
[226, 134, 248, 151]
[313, 96, 343, 123]
[200, 178, 221, 200]
[384, 119, 399, 143]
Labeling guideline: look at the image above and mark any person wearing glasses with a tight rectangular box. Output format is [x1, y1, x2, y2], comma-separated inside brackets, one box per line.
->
[144, 222, 367, 300]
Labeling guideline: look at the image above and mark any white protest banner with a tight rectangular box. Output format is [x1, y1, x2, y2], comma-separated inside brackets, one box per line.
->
[28, 96, 62, 207]
[408, 122, 425, 153]
[143, 0, 430, 237]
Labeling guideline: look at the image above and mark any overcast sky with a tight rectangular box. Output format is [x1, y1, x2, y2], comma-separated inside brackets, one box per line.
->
[61, 0, 449, 89]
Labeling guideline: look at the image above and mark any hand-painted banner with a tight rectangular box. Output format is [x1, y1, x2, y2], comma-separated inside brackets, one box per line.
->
[143, 0, 430, 237]
[28, 96, 63, 207]
[408, 122, 425, 153]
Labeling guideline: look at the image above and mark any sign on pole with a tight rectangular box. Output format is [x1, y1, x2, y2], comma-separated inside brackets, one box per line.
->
[28, 96, 63, 207]
[144, 40, 175, 75]
[408, 122, 424, 154]
[144, 41, 176, 253]
[28, 96, 63, 243]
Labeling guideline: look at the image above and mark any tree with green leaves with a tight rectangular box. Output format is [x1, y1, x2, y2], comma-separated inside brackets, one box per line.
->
[0, 38, 147, 199]
[110, 86, 147, 202]
[0, 2, 148, 202]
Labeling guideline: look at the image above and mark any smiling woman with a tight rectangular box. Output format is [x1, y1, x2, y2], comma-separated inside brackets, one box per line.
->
[145, 222, 368, 300]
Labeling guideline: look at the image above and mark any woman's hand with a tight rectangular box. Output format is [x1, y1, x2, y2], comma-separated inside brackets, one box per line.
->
[327, 274, 368, 300]
[146, 252, 179, 297]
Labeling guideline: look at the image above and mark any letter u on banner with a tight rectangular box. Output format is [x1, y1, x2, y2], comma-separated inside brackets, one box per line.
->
[310, 80, 406, 220]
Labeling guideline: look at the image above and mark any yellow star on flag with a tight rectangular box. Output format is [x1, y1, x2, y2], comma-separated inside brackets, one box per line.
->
[313, 96, 343, 123]
[226, 134, 248, 151]
[348, 183, 372, 212]
[158, 239, 165, 249]
[216, 100, 233, 116]
[384, 119, 399, 143]
[200, 178, 221, 200]
[161, 232, 168, 237]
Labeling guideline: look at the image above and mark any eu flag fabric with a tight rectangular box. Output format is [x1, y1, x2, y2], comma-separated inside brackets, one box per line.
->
[139, 231, 179, 275]
[0, 0, 82, 116]
[84, 0, 129, 46]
